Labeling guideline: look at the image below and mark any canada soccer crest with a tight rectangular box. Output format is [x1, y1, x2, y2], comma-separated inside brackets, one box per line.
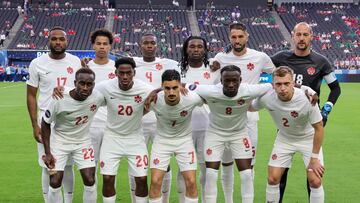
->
[90, 104, 97, 112]
[134, 95, 142, 103]
[203, 71, 210, 79]
[67, 66, 74, 74]
[206, 148, 212, 155]
[155, 63, 163, 71]
[290, 111, 298, 118]
[272, 154, 277, 160]
[100, 161, 105, 168]
[180, 110, 188, 117]
[153, 158, 160, 165]
[247, 63, 254, 71]
[238, 99, 245, 105]
[307, 67, 316, 75]
[108, 72, 116, 79]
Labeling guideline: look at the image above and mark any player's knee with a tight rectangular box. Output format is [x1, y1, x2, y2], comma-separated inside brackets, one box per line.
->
[308, 177, 322, 188]
[268, 176, 280, 185]
[102, 175, 115, 186]
[49, 176, 62, 188]
[84, 175, 95, 186]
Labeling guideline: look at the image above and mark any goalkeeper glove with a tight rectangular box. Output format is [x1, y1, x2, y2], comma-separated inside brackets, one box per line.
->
[321, 101, 333, 126]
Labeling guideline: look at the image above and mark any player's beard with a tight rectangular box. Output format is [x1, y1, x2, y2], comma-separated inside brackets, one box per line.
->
[50, 46, 66, 55]
[296, 42, 309, 51]
[232, 43, 245, 53]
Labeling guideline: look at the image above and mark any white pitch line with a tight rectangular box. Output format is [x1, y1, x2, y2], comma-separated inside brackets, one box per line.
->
[0, 83, 24, 89]
[0, 104, 25, 108]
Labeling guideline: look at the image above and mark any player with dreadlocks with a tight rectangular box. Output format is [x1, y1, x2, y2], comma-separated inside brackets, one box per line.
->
[177, 36, 220, 203]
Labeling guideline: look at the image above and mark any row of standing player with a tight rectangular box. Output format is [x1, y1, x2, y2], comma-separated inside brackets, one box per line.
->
[26, 21, 340, 203]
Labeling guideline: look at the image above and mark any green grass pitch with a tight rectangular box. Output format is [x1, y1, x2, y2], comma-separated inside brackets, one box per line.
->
[0, 82, 358, 202]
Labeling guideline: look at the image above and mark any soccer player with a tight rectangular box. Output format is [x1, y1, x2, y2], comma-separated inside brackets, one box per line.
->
[41, 68, 103, 203]
[86, 28, 115, 172]
[96, 57, 154, 203]
[212, 23, 275, 202]
[188, 65, 273, 203]
[271, 22, 341, 202]
[178, 35, 220, 202]
[148, 70, 202, 203]
[131, 33, 179, 203]
[250, 66, 325, 203]
[26, 26, 81, 203]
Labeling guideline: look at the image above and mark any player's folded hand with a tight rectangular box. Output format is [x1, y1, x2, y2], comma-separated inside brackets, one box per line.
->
[81, 57, 92, 68]
[52, 86, 64, 100]
[210, 60, 221, 72]
[144, 90, 158, 111]
[307, 158, 325, 178]
[43, 153, 56, 170]
[33, 125, 42, 143]
[304, 90, 319, 106]
[180, 86, 188, 96]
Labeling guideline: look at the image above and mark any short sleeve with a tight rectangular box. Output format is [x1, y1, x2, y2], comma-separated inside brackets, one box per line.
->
[26, 60, 39, 87]
[186, 84, 213, 100]
[262, 54, 276, 74]
[42, 98, 58, 124]
[245, 83, 272, 99]
[251, 98, 264, 111]
[309, 104, 323, 125]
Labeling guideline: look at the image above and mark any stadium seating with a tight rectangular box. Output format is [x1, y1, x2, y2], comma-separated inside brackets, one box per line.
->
[197, 8, 286, 58]
[112, 8, 189, 60]
[0, 8, 19, 31]
[9, 8, 107, 50]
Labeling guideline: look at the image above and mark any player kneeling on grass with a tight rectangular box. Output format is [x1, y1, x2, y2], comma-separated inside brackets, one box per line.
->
[41, 68, 104, 203]
[146, 69, 202, 203]
[250, 66, 325, 203]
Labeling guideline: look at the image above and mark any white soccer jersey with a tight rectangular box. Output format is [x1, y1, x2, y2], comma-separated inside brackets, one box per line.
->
[182, 64, 220, 131]
[214, 48, 275, 84]
[252, 88, 323, 140]
[150, 91, 203, 139]
[133, 57, 179, 123]
[214, 48, 275, 121]
[42, 90, 105, 144]
[188, 83, 272, 136]
[27, 53, 81, 111]
[133, 57, 179, 88]
[95, 78, 153, 136]
[87, 60, 116, 127]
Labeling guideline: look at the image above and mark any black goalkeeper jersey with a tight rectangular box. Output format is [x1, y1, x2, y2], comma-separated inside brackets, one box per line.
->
[271, 50, 334, 97]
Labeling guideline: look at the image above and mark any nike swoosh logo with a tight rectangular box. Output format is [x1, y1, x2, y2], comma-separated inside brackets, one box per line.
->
[110, 97, 115, 99]
[45, 71, 51, 75]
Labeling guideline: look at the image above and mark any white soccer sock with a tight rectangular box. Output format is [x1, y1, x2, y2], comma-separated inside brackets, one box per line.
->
[162, 170, 172, 203]
[135, 196, 148, 203]
[83, 184, 97, 203]
[266, 183, 280, 203]
[103, 195, 116, 203]
[184, 196, 199, 203]
[63, 165, 74, 203]
[149, 196, 162, 203]
[222, 165, 234, 203]
[199, 164, 206, 203]
[310, 185, 324, 203]
[128, 174, 136, 203]
[205, 168, 218, 203]
[239, 169, 254, 203]
[41, 167, 50, 203]
[48, 186, 63, 203]
[176, 171, 186, 203]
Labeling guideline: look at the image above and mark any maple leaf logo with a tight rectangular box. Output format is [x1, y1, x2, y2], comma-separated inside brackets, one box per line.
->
[203, 71, 210, 79]
[155, 63, 163, 71]
[247, 63, 254, 71]
[108, 72, 116, 79]
[272, 154, 277, 160]
[134, 95, 142, 103]
[90, 104, 97, 112]
[291, 111, 298, 118]
[180, 110, 188, 117]
[67, 66, 74, 74]
[153, 158, 160, 165]
[238, 99, 245, 105]
[206, 148, 212, 155]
